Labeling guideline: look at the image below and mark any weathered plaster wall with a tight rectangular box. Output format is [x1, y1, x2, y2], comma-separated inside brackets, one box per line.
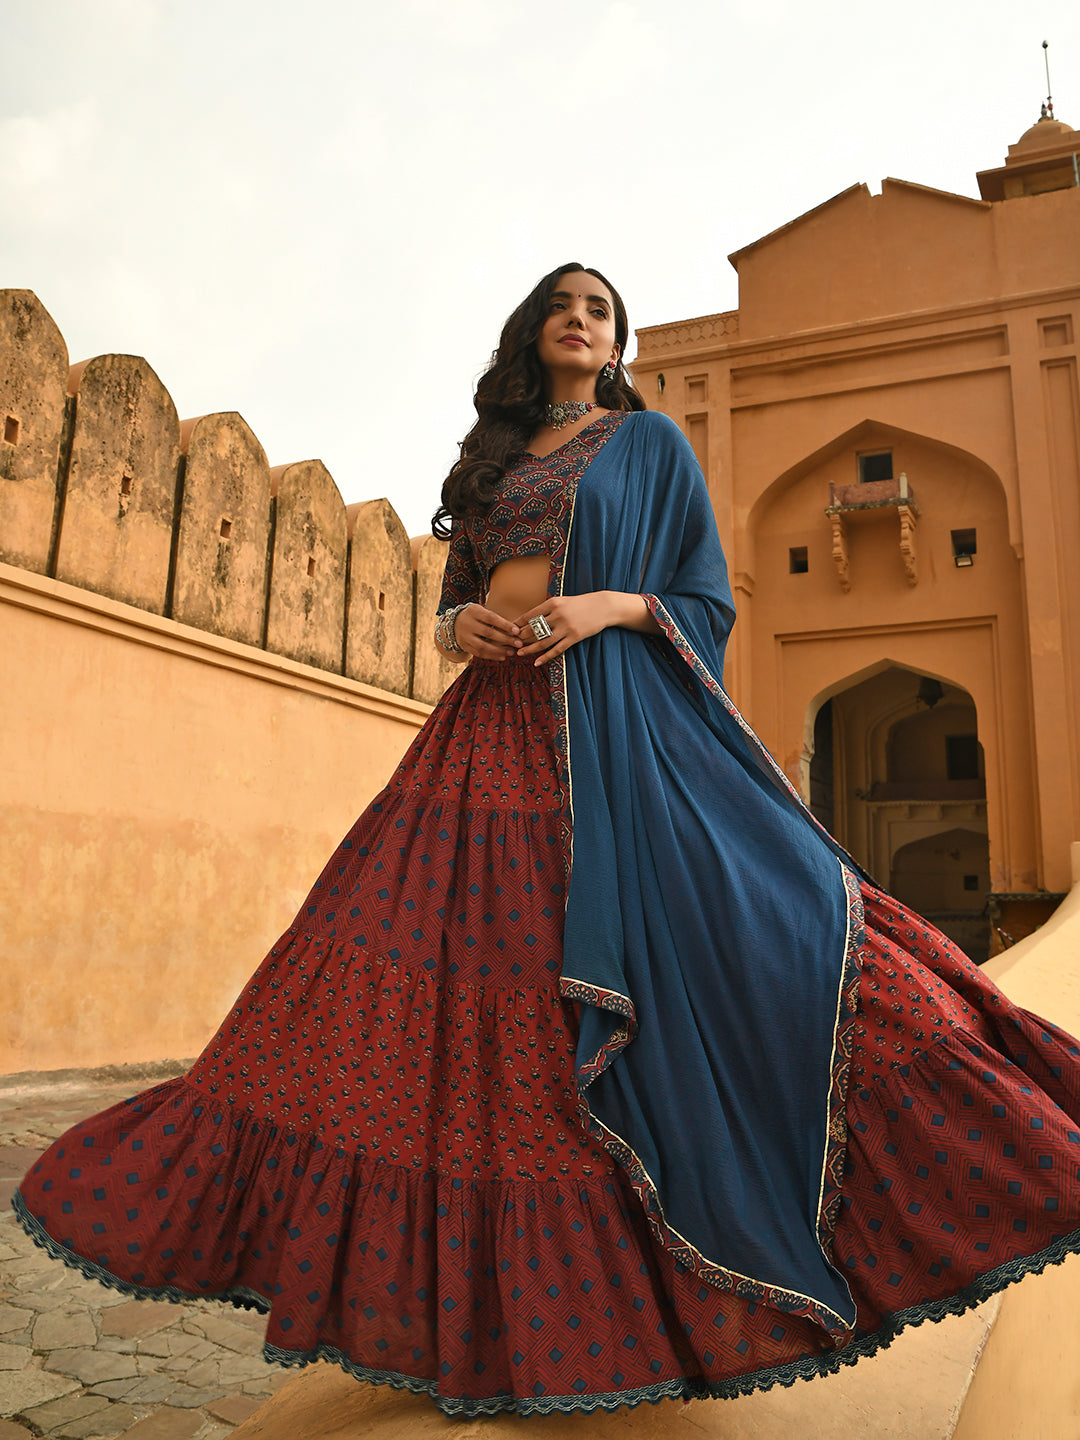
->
[0, 291, 67, 575]
[0, 561, 431, 1075]
[345, 499, 414, 695]
[57, 354, 180, 613]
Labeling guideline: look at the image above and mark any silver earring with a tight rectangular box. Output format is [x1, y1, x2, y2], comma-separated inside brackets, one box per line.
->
[601, 360, 617, 382]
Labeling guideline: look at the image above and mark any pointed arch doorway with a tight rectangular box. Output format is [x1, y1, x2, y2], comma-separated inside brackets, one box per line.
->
[809, 664, 990, 962]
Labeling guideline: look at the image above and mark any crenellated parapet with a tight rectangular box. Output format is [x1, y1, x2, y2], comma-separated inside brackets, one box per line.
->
[0, 291, 69, 574]
[0, 290, 447, 701]
[345, 498, 414, 695]
[635, 310, 739, 356]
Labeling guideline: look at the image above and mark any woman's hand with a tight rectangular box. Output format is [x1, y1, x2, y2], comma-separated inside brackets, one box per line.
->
[440, 604, 521, 662]
[515, 592, 659, 665]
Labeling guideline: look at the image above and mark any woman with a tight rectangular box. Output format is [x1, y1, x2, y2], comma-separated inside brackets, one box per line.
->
[15, 264, 1080, 1416]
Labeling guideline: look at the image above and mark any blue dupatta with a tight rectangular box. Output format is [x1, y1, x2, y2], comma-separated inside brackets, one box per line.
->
[554, 412, 862, 1337]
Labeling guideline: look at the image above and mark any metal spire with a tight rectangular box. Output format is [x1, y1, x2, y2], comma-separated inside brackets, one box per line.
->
[1043, 40, 1055, 119]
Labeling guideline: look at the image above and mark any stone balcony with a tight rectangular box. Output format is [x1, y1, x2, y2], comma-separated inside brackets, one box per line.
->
[824, 474, 919, 591]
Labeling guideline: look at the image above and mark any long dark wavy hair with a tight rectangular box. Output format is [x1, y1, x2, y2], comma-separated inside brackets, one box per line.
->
[432, 263, 646, 537]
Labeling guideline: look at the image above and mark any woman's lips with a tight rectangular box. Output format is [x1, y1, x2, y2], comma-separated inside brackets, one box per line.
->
[559, 336, 587, 347]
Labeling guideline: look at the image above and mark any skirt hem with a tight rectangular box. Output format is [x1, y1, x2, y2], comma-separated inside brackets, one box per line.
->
[11, 1188, 271, 1316]
[15, 1187, 1080, 1414]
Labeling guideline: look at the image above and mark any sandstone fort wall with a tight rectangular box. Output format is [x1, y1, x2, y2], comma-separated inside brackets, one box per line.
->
[0, 291, 456, 1074]
[0, 290, 459, 704]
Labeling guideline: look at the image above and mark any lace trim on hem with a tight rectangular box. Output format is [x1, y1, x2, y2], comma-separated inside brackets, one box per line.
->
[720, 1218, 1080, 1399]
[16, 1189, 1080, 1412]
[11, 1189, 270, 1315]
[265, 1223, 1080, 1413]
[265, 1342, 695, 1416]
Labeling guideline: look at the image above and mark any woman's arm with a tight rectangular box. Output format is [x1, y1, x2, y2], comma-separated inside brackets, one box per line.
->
[435, 521, 523, 664]
[514, 591, 660, 666]
[435, 603, 522, 663]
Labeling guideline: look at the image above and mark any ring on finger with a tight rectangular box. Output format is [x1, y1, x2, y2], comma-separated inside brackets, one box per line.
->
[530, 614, 553, 641]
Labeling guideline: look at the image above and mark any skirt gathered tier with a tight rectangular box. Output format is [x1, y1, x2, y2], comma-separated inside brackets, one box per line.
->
[15, 658, 1080, 1416]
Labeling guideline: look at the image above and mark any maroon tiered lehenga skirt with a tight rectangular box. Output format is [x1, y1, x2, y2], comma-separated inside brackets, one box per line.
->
[15, 657, 1080, 1414]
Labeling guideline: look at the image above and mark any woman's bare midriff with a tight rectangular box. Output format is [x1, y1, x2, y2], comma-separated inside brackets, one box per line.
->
[485, 555, 552, 622]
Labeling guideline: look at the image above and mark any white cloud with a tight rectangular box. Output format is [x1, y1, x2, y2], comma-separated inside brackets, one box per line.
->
[0, 100, 99, 198]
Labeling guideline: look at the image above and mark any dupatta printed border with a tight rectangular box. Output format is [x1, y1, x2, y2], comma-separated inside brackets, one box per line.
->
[642, 595, 865, 1279]
[546, 416, 861, 1343]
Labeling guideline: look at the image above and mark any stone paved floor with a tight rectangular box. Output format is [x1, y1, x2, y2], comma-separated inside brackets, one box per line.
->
[0, 1071, 290, 1439]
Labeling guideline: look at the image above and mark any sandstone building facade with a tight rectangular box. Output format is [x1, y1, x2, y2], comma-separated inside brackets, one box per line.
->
[631, 113, 1080, 962]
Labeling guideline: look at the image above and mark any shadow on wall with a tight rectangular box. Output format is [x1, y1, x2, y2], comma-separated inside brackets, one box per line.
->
[0, 290, 458, 705]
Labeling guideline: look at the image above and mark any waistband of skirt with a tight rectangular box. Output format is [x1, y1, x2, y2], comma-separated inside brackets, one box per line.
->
[469, 654, 554, 674]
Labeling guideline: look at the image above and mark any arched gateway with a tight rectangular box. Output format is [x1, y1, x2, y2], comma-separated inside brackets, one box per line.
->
[725, 420, 1042, 947]
[808, 665, 990, 961]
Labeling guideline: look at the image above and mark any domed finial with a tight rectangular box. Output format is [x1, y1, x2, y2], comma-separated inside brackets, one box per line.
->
[1043, 40, 1055, 119]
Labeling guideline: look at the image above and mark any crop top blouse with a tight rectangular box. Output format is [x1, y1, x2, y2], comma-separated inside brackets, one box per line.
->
[437, 410, 628, 614]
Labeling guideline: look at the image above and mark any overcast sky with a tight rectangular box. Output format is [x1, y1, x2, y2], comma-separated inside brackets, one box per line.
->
[2, 0, 1077, 536]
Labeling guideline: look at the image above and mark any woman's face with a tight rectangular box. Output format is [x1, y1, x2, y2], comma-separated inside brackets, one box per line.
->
[535, 270, 619, 387]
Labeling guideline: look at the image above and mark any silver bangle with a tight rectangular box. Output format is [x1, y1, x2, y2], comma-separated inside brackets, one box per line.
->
[435, 602, 470, 655]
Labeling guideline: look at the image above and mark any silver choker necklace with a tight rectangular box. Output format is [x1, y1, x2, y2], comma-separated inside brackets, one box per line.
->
[545, 400, 598, 431]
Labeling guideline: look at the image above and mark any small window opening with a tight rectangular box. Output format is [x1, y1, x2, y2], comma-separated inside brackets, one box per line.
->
[951, 528, 977, 567]
[378, 591, 386, 612]
[858, 451, 893, 484]
[219, 518, 232, 539]
[307, 556, 316, 577]
[963, 874, 980, 891]
[789, 546, 809, 574]
[120, 476, 132, 496]
[657, 373, 666, 395]
[946, 734, 980, 781]
[4, 416, 18, 445]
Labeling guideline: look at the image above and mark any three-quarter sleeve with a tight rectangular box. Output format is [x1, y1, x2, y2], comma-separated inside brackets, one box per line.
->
[437, 520, 485, 615]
